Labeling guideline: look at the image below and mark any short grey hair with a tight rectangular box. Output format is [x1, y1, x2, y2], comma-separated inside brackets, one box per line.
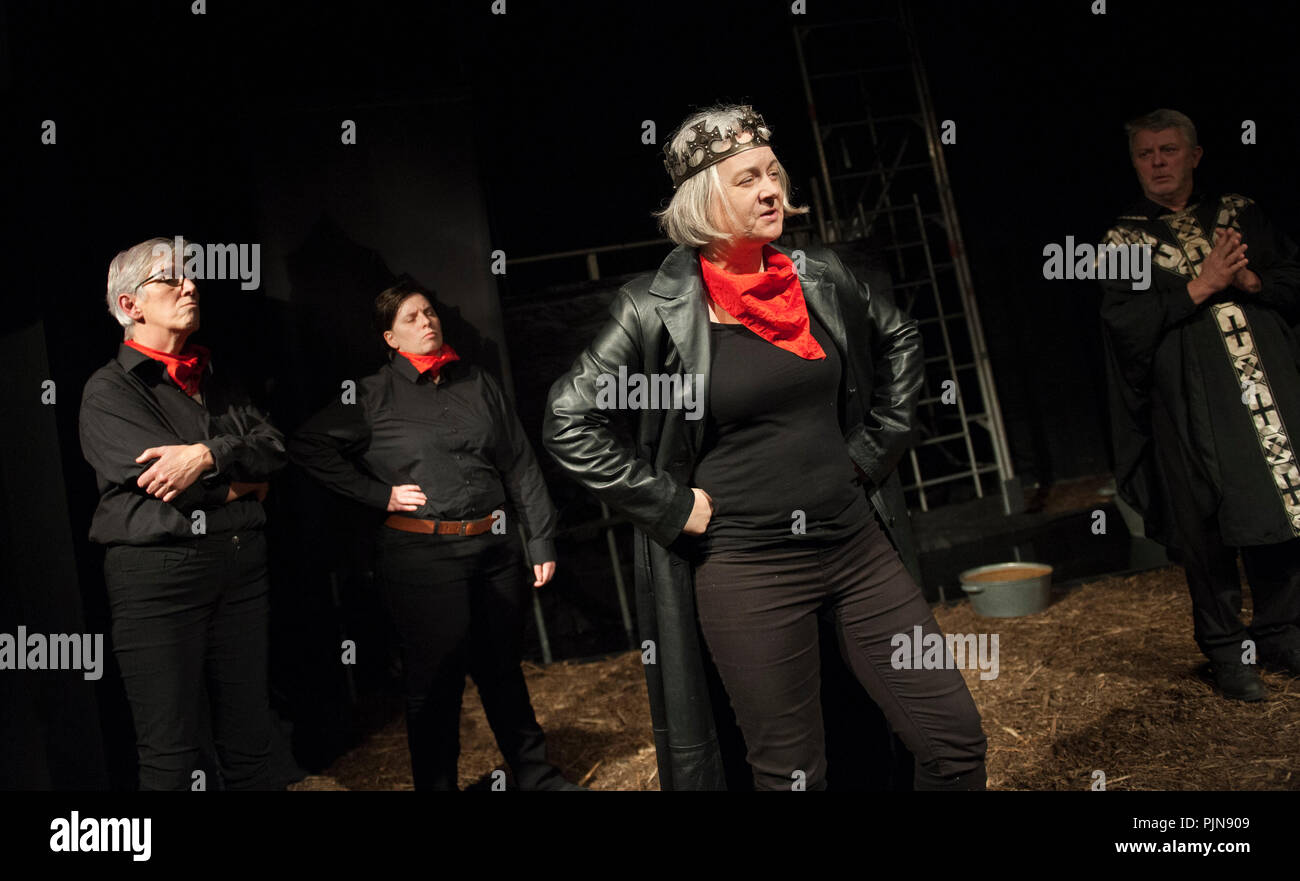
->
[654, 104, 809, 247]
[1124, 108, 1198, 155]
[105, 237, 183, 338]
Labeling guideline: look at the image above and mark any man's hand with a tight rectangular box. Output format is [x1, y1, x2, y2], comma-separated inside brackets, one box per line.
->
[387, 484, 427, 512]
[225, 481, 269, 503]
[1188, 228, 1250, 304]
[135, 443, 214, 502]
[682, 487, 714, 535]
[532, 560, 556, 588]
[1233, 266, 1263, 294]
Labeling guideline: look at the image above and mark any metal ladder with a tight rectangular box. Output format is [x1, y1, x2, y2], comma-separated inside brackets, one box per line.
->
[792, 2, 1019, 513]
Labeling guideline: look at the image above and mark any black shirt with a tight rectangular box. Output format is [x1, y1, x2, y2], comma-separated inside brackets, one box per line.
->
[78, 344, 287, 546]
[288, 356, 558, 563]
[692, 309, 873, 553]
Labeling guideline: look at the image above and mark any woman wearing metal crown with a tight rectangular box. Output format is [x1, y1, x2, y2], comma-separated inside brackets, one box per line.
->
[544, 104, 987, 790]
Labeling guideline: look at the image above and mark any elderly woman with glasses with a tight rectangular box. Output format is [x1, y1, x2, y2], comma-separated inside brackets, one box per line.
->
[79, 236, 286, 790]
[544, 104, 987, 791]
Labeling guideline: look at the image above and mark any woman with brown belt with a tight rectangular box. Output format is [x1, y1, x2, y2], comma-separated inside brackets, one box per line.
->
[545, 104, 987, 790]
[290, 279, 581, 790]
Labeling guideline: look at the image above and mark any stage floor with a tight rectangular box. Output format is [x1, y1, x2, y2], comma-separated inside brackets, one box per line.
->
[291, 563, 1298, 791]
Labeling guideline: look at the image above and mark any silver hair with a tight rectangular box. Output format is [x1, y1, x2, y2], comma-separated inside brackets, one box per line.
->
[105, 237, 184, 338]
[1124, 108, 1198, 155]
[654, 104, 808, 247]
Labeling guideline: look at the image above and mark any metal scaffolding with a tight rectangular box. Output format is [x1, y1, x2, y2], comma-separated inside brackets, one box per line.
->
[792, 1, 1019, 513]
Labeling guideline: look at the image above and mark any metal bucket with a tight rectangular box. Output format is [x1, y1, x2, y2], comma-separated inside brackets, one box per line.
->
[959, 562, 1054, 618]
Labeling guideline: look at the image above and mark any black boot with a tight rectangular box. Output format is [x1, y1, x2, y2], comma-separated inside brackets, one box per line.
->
[1260, 645, 1300, 677]
[515, 763, 588, 791]
[1209, 660, 1267, 701]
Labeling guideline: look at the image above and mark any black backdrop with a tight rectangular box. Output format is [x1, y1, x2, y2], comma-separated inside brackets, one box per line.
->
[5, 0, 1300, 789]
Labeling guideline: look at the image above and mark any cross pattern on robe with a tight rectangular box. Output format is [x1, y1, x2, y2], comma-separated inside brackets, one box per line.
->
[1215, 194, 1250, 229]
[1252, 397, 1281, 430]
[1263, 435, 1291, 464]
[1235, 354, 1262, 383]
[1223, 313, 1252, 349]
[1167, 215, 1198, 237]
[1154, 244, 1188, 276]
[1277, 469, 1300, 507]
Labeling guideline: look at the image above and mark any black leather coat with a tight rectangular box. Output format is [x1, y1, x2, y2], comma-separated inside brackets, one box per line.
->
[543, 243, 924, 789]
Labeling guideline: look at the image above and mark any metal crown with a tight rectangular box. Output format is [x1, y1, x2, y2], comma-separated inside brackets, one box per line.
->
[663, 107, 773, 189]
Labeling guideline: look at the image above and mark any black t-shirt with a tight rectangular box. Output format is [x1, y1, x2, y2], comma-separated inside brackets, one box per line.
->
[689, 309, 872, 555]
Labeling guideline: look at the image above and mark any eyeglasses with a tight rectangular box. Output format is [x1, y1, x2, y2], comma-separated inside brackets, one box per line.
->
[133, 272, 186, 292]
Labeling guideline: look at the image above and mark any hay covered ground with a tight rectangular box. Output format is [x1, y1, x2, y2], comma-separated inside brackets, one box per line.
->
[292, 562, 1298, 791]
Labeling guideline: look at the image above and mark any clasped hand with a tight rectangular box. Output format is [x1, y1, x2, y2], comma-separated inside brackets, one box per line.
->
[1188, 228, 1261, 304]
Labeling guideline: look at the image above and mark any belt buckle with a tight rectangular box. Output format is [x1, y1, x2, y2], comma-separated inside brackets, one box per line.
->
[458, 520, 469, 536]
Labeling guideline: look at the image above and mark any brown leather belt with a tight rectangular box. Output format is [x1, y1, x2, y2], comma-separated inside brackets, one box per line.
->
[384, 513, 496, 536]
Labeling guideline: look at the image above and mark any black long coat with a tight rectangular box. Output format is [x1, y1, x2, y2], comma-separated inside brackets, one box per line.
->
[543, 243, 924, 790]
[1099, 193, 1300, 547]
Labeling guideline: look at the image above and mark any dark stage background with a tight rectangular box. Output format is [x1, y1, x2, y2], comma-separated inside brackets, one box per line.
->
[4, 0, 1299, 789]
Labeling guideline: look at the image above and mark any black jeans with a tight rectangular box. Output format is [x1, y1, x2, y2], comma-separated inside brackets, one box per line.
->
[376, 527, 556, 790]
[1152, 403, 1300, 663]
[103, 531, 275, 791]
[693, 516, 987, 791]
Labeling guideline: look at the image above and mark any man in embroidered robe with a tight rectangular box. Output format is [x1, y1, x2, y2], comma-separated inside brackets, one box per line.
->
[1099, 108, 1300, 700]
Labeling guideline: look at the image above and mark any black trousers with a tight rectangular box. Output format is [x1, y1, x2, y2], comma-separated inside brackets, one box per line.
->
[376, 527, 555, 790]
[693, 516, 987, 791]
[103, 531, 275, 791]
[1152, 404, 1300, 663]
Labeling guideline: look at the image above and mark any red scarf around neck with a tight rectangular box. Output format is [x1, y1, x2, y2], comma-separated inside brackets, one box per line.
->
[398, 343, 460, 380]
[698, 245, 825, 360]
[125, 339, 210, 397]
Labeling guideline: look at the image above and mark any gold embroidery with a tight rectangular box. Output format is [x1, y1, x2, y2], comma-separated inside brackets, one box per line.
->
[1168, 197, 1300, 535]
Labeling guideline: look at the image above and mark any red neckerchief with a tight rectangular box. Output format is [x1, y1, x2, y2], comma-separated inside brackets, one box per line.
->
[698, 245, 826, 360]
[125, 339, 210, 397]
[398, 343, 460, 380]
